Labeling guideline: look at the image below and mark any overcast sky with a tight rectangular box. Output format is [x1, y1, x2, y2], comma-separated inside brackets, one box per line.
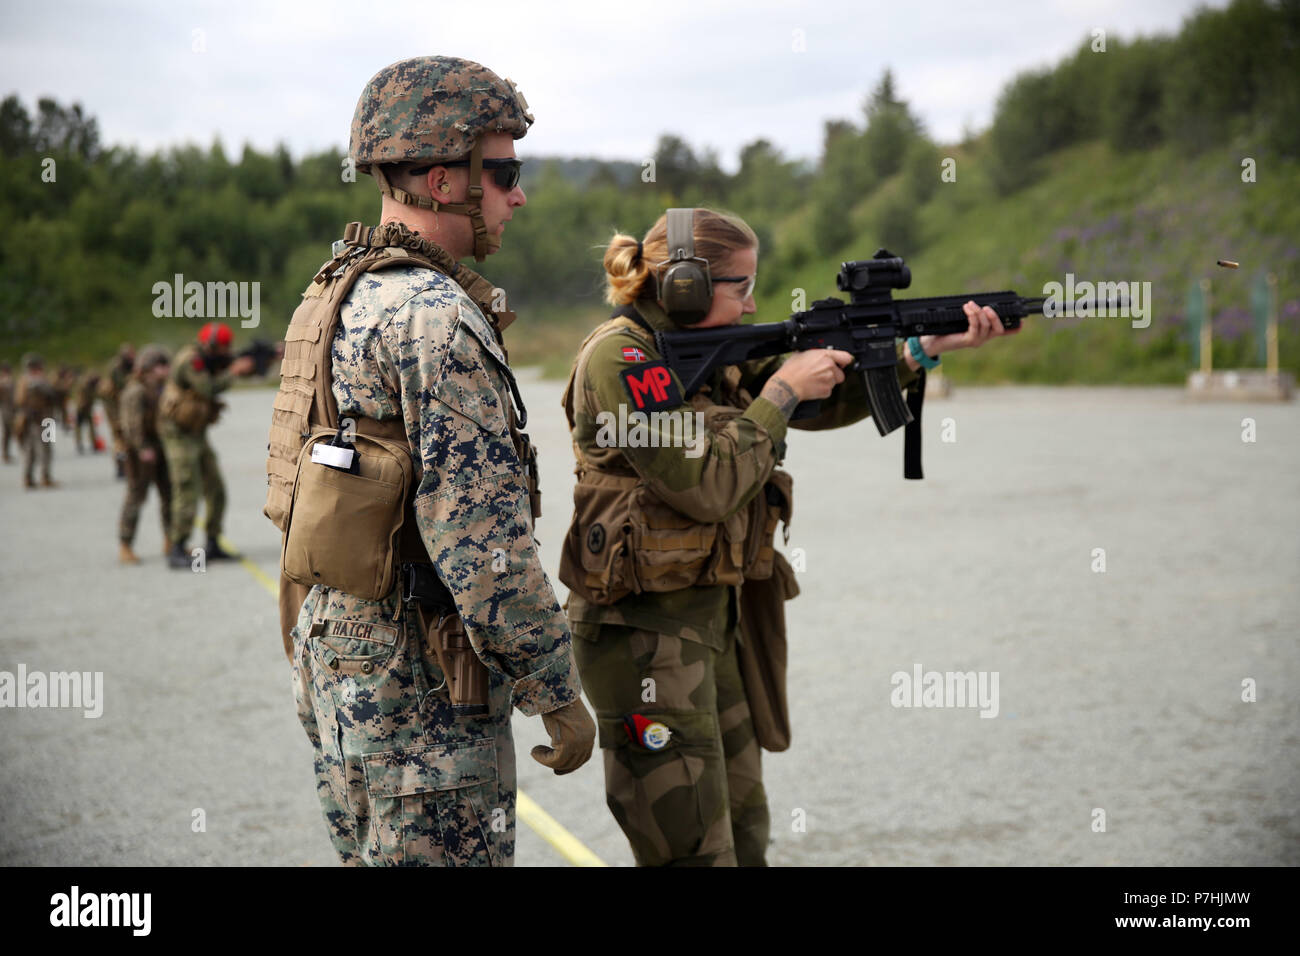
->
[0, 0, 1224, 170]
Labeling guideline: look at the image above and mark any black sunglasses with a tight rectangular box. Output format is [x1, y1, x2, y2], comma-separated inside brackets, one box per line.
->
[411, 158, 523, 190]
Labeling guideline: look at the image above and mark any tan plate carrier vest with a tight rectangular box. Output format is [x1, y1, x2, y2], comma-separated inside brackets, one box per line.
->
[159, 352, 218, 433]
[265, 222, 539, 659]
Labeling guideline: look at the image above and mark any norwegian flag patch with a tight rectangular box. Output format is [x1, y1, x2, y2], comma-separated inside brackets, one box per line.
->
[621, 346, 647, 363]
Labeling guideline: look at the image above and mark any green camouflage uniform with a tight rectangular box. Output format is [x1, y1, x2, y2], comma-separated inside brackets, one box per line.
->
[101, 356, 133, 458]
[564, 296, 917, 866]
[118, 375, 170, 545]
[0, 371, 14, 462]
[159, 345, 230, 545]
[290, 228, 582, 866]
[75, 371, 100, 453]
[15, 373, 58, 485]
[52, 367, 75, 429]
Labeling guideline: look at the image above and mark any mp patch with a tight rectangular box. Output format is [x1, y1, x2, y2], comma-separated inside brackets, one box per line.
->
[619, 361, 682, 413]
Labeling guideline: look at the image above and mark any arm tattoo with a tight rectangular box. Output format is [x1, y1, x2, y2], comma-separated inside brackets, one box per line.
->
[763, 377, 800, 419]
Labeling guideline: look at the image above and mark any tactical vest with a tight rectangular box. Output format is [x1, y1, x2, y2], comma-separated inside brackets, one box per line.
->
[265, 222, 540, 649]
[16, 378, 54, 416]
[159, 346, 219, 433]
[559, 314, 792, 606]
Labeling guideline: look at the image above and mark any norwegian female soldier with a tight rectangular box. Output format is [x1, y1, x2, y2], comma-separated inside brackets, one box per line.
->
[559, 207, 1012, 865]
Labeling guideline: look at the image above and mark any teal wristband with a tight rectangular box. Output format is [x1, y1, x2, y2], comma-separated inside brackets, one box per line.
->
[907, 336, 940, 370]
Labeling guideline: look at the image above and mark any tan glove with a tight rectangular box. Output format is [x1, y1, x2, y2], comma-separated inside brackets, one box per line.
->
[530, 698, 596, 775]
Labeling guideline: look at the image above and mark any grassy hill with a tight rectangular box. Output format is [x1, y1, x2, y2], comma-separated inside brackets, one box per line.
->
[768, 139, 1298, 384]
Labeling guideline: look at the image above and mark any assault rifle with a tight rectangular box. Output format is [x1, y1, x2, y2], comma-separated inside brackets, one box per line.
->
[654, 249, 1046, 478]
[204, 340, 280, 377]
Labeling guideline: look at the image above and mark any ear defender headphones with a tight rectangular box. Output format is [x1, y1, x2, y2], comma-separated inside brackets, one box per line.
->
[655, 207, 713, 325]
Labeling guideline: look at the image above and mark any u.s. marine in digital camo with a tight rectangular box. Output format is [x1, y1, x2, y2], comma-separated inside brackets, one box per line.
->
[292, 255, 581, 865]
[284, 56, 594, 867]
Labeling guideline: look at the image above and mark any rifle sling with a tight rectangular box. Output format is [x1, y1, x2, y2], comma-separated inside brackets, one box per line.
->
[904, 369, 925, 480]
[612, 303, 655, 335]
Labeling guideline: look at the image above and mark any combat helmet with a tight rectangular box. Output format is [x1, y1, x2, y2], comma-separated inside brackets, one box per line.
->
[136, 344, 171, 374]
[349, 56, 533, 261]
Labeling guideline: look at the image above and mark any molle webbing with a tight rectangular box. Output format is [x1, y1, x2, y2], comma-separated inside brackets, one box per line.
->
[265, 240, 432, 531]
[266, 227, 454, 535]
[266, 223, 534, 553]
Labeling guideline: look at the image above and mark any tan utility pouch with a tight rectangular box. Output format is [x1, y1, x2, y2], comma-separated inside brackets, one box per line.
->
[741, 468, 794, 581]
[281, 424, 414, 601]
[559, 471, 639, 605]
[560, 472, 741, 605]
[737, 549, 801, 752]
[159, 380, 212, 433]
[630, 485, 725, 591]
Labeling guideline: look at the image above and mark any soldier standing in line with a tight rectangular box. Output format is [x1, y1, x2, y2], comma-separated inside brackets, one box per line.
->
[52, 364, 76, 430]
[117, 345, 172, 565]
[75, 367, 102, 454]
[14, 353, 60, 489]
[160, 322, 254, 568]
[0, 361, 15, 464]
[99, 344, 135, 479]
[267, 56, 594, 866]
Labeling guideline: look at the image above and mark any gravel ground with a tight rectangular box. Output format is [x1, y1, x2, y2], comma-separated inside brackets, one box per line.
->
[1, 380, 1296, 866]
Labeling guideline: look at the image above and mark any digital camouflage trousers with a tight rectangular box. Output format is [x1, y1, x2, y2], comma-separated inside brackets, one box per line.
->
[119, 448, 170, 544]
[291, 585, 516, 866]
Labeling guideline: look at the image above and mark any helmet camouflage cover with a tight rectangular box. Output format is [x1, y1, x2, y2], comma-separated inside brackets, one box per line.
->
[350, 56, 533, 171]
[136, 344, 171, 373]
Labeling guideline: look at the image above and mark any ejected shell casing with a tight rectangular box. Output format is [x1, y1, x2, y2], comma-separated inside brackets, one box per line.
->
[1217, 259, 1240, 269]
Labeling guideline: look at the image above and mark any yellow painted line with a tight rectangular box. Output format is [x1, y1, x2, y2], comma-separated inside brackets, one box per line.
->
[219, 534, 607, 868]
[517, 790, 608, 867]
[218, 535, 280, 595]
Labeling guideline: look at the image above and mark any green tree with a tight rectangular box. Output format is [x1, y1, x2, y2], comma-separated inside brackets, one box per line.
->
[0, 95, 33, 156]
[33, 97, 100, 159]
[861, 69, 922, 182]
[1102, 37, 1170, 151]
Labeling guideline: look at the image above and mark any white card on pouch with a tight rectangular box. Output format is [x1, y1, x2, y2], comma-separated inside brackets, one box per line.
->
[311, 443, 355, 470]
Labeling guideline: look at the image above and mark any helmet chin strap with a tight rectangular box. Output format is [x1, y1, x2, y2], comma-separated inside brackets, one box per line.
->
[370, 139, 495, 262]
